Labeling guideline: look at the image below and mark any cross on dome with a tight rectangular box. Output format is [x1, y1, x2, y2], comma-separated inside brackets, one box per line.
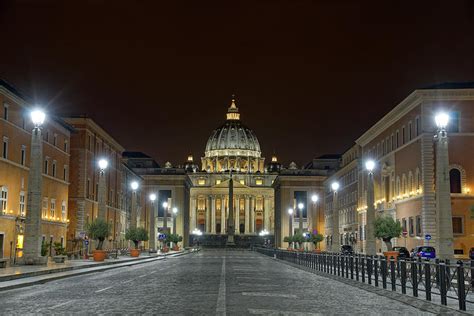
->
[226, 94, 240, 120]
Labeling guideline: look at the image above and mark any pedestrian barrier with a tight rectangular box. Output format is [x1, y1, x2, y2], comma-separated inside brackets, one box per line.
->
[255, 247, 474, 312]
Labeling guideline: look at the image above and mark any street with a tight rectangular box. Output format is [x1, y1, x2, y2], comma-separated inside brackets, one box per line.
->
[0, 250, 433, 315]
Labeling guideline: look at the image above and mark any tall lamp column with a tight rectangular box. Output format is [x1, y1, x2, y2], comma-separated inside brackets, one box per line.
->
[23, 109, 46, 265]
[149, 193, 156, 251]
[365, 160, 376, 256]
[130, 181, 139, 229]
[331, 181, 340, 252]
[435, 112, 454, 260]
[288, 208, 294, 248]
[97, 158, 108, 220]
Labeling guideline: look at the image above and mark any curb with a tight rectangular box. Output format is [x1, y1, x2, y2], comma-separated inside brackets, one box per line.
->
[0, 250, 195, 292]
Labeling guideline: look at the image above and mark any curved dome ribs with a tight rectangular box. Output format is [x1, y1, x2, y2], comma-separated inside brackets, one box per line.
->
[202, 97, 265, 173]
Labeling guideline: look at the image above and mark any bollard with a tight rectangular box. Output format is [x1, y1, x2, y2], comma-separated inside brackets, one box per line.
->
[439, 261, 447, 305]
[400, 259, 406, 294]
[361, 256, 365, 283]
[350, 255, 354, 279]
[425, 261, 431, 301]
[367, 256, 372, 285]
[457, 260, 466, 311]
[412, 259, 418, 297]
[381, 257, 387, 289]
[355, 255, 359, 281]
[390, 257, 396, 291]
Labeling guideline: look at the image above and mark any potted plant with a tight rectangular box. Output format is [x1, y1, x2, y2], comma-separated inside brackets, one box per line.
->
[52, 242, 67, 263]
[165, 234, 183, 251]
[125, 227, 149, 257]
[86, 219, 111, 262]
[310, 233, 324, 253]
[41, 241, 50, 257]
[374, 215, 402, 260]
[283, 236, 293, 250]
[292, 233, 305, 251]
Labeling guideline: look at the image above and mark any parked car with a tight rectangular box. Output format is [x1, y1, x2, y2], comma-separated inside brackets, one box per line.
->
[341, 245, 354, 255]
[411, 246, 436, 259]
[469, 247, 474, 260]
[393, 246, 410, 259]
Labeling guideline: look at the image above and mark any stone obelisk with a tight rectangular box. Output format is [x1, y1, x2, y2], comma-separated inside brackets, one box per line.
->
[226, 171, 236, 246]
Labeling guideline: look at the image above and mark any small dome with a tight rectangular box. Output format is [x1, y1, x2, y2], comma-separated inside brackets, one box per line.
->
[204, 97, 261, 159]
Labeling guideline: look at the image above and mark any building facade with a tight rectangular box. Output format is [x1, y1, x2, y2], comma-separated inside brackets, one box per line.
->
[0, 80, 71, 262]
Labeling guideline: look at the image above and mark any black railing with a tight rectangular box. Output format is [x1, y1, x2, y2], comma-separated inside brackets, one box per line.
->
[255, 248, 474, 312]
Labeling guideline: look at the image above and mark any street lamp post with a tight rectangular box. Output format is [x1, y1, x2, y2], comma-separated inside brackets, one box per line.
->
[130, 181, 139, 229]
[149, 193, 157, 251]
[365, 160, 376, 256]
[23, 109, 46, 265]
[97, 158, 108, 220]
[298, 202, 304, 233]
[331, 181, 340, 252]
[288, 208, 294, 248]
[311, 194, 319, 233]
[434, 112, 454, 260]
[172, 207, 178, 248]
[162, 201, 169, 231]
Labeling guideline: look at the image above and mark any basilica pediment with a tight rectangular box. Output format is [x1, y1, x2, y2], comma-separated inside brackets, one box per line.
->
[211, 179, 250, 189]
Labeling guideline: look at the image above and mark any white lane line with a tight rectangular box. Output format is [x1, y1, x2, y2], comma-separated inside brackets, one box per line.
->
[42, 300, 74, 311]
[236, 276, 270, 280]
[122, 279, 133, 284]
[149, 270, 157, 274]
[242, 292, 297, 298]
[248, 308, 322, 315]
[95, 286, 113, 293]
[238, 283, 280, 287]
[139, 274, 148, 278]
[215, 256, 226, 316]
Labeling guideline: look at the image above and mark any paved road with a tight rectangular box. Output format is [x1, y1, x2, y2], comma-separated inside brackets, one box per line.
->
[0, 250, 432, 315]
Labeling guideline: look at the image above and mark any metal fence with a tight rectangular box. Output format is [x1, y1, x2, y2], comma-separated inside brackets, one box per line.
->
[255, 248, 474, 312]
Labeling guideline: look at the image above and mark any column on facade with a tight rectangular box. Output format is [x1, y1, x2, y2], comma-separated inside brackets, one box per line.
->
[235, 195, 240, 234]
[205, 196, 210, 233]
[211, 195, 216, 234]
[249, 196, 255, 233]
[264, 196, 270, 231]
[244, 195, 250, 234]
[131, 191, 137, 229]
[190, 196, 197, 231]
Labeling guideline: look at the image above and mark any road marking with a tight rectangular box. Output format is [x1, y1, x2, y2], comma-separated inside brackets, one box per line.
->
[139, 274, 148, 278]
[122, 279, 133, 284]
[216, 256, 226, 316]
[238, 283, 280, 287]
[95, 286, 113, 293]
[236, 276, 270, 280]
[248, 309, 322, 315]
[242, 292, 297, 298]
[44, 300, 74, 310]
[149, 270, 157, 274]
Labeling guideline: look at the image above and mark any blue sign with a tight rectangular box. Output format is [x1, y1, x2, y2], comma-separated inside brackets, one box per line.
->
[84, 240, 89, 246]
[158, 234, 166, 240]
[425, 234, 432, 241]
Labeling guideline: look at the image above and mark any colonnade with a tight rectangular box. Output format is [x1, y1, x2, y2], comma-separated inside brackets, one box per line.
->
[189, 194, 272, 234]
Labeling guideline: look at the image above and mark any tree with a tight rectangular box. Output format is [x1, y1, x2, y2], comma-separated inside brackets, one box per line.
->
[86, 219, 111, 250]
[310, 233, 324, 249]
[125, 227, 149, 249]
[292, 233, 305, 249]
[165, 233, 182, 246]
[374, 216, 402, 251]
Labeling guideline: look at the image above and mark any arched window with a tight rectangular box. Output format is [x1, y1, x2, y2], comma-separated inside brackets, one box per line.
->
[449, 169, 462, 193]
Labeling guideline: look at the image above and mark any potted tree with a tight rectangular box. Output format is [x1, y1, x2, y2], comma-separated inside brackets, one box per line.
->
[166, 234, 183, 251]
[86, 219, 111, 262]
[283, 236, 293, 251]
[310, 233, 324, 253]
[292, 233, 305, 252]
[52, 242, 67, 263]
[125, 227, 149, 257]
[374, 215, 402, 260]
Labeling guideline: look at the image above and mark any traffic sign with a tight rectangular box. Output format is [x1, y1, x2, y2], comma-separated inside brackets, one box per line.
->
[425, 234, 432, 241]
[402, 230, 408, 237]
[84, 240, 89, 246]
[158, 233, 167, 240]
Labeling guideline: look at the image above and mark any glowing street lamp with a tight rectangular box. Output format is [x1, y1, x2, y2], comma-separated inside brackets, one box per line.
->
[131, 181, 139, 191]
[331, 181, 340, 252]
[162, 201, 169, 229]
[365, 160, 375, 173]
[172, 207, 178, 237]
[297, 202, 304, 232]
[434, 112, 454, 259]
[149, 193, 157, 251]
[23, 108, 47, 264]
[97, 158, 109, 220]
[311, 194, 319, 203]
[288, 208, 294, 249]
[365, 159, 376, 255]
[98, 158, 108, 171]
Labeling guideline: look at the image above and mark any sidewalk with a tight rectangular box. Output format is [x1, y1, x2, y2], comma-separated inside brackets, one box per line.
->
[0, 249, 197, 292]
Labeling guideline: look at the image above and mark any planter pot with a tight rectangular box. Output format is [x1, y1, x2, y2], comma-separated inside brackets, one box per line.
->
[313, 249, 322, 254]
[162, 247, 169, 253]
[384, 251, 399, 261]
[287, 248, 293, 251]
[92, 250, 106, 262]
[130, 249, 140, 257]
[172, 245, 180, 251]
[52, 255, 66, 264]
[297, 248, 304, 252]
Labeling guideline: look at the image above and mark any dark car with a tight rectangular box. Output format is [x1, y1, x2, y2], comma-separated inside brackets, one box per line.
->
[411, 246, 436, 259]
[341, 245, 354, 255]
[393, 246, 410, 259]
[469, 247, 474, 260]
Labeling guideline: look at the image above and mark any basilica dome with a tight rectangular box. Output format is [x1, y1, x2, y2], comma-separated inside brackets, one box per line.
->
[204, 98, 261, 159]
[202, 97, 265, 173]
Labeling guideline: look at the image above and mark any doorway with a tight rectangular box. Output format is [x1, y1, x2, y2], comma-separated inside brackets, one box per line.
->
[0, 233, 4, 258]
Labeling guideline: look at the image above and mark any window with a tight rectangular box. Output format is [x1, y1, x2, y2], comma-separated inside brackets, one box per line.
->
[53, 134, 57, 147]
[416, 215, 421, 236]
[402, 126, 406, 145]
[2, 137, 8, 159]
[44, 159, 49, 174]
[409, 217, 414, 236]
[61, 201, 66, 221]
[408, 121, 412, 140]
[452, 216, 463, 234]
[0, 187, 7, 213]
[449, 169, 462, 193]
[63, 165, 68, 181]
[20, 145, 26, 165]
[3, 103, 8, 120]
[447, 111, 460, 133]
[52, 160, 57, 177]
[50, 199, 56, 218]
[86, 179, 90, 198]
[42, 198, 48, 218]
[45, 131, 49, 143]
[396, 130, 399, 148]
[88, 135, 92, 151]
[19, 191, 26, 216]
[240, 179, 245, 185]
[64, 140, 68, 153]
[415, 116, 420, 136]
[198, 179, 205, 185]
[391, 134, 394, 151]
[402, 218, 407, 233]
[215, 179, 221, 185]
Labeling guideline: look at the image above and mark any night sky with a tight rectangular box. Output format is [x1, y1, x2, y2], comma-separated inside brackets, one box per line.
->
[1, 1, 473, 166]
